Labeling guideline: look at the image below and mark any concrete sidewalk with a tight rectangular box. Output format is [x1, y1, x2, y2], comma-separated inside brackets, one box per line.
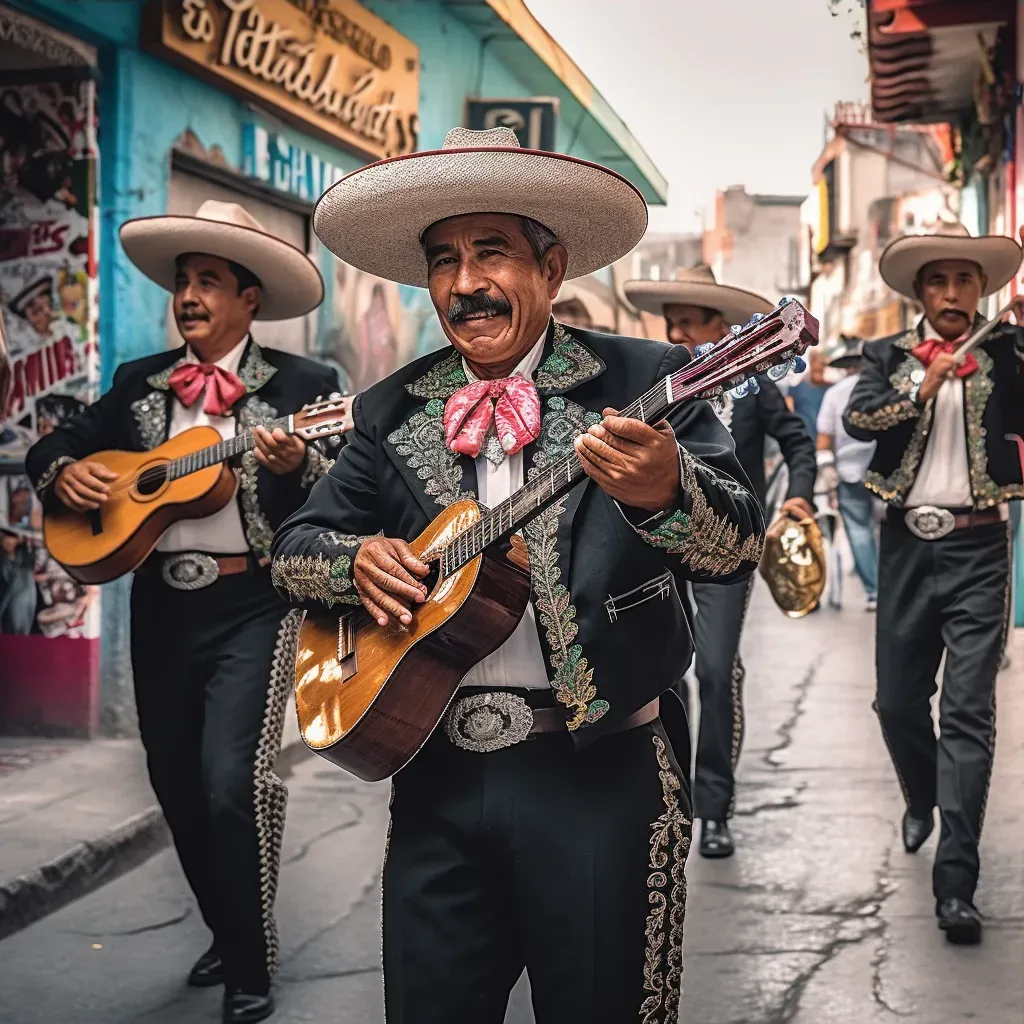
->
[0, 698, 307, 940]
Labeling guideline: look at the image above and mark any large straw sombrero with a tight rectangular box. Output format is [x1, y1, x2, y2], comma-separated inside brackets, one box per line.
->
[879, 220, 1022, 299]
[313, 126, 648, 288]
[120, 201, 324, 320]
[623, 265, 773, 327]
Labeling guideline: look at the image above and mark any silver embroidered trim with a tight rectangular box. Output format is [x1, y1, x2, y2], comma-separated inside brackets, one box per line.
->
[254, 609, 301, 980]
[444, 691, 535, 752]
[34, 456, 75, 496]
[301, 446, 334, 488]
[131, 390, 167, 450]
[237, 396, 279, 556]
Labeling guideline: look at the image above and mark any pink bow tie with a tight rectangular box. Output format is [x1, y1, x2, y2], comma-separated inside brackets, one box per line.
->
[443, 376, 541, 459]
[912, 334, 977, 377]
[168, 362, 247, 417]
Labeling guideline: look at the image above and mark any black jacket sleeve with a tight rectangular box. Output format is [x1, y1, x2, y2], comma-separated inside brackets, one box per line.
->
[757, 378, 816, 503]
[842, 340, 920, 442]
[256, 363, 343, 530]
[270, 389, 381, 610]
[24, 364, 134, 512]
[615, 346, 766, 585]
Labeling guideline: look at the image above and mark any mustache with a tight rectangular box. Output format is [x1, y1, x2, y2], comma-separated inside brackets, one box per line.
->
[938, 307, 969, 320]
[447, 293, 512, 325]
[177, 309, 209, 322]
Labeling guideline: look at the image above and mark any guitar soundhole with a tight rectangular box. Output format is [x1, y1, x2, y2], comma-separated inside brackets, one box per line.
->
[135, 465, 168, 496]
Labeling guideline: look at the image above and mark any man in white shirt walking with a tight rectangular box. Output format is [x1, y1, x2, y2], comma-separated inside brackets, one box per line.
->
[816, 336, 878, 609]
[26, 202, 340, 1022]
[844, 221, 1024, 947]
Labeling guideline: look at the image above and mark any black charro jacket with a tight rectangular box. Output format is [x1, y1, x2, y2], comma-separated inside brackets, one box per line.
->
[718, 376, 816, 507]
[25, 337, 341, 560]
[842, 317, 1024, 509]
[271, 321, 765, 751]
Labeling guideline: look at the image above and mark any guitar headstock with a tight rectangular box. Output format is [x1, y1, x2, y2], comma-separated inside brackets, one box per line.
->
[293, 393, 354, 444]
[670, 298, 819, 404]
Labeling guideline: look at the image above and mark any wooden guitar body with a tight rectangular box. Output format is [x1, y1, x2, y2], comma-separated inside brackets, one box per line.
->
[43, 426, 237, 584]
[294, 499, 533, 781]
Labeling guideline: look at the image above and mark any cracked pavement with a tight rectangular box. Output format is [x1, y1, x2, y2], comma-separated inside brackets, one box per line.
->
[0, 582, 1021, 1022]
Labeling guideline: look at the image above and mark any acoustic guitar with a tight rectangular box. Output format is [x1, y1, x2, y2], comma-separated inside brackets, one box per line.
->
[43, 395, 352, 585]
[293, 300, 819, 782]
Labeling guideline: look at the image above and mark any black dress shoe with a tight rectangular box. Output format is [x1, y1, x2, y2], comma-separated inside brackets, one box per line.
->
[937, 898, 983, 945]
[699, 820, 735, 859]
[223, 991, 275, 1023]
[187, 945, 223, 988]
[901, 810, 934, 853]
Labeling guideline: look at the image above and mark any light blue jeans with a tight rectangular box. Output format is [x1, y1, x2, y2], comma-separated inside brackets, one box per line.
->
[837, 480, 879, 600]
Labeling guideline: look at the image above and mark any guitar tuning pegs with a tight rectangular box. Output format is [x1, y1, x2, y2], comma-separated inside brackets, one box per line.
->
[794, 356, 807, 374]
[328, 435, 342, 447]
[694, 342, 716, 357]
[329, 392, 342, 400]
[730, 324, 743, 336]
[315, 395, 323, 403]
[746, 312, 764, 326]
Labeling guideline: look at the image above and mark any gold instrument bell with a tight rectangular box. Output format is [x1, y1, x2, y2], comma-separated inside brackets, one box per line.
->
[758, 513, 826, 618]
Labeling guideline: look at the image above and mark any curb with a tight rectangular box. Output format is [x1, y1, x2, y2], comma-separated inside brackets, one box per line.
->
[0, 737, 313, 942]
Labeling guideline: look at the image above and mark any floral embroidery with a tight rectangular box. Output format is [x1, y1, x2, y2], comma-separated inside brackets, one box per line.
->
[237, 396, 279, 556]
[533, 322, 604, 392]
[847, 400, 918, 431]
[633, 447, 763, 573]
[146, 357, 187, 391]
[387, 399, 475, 508]
[130, 390, 167, 450]
[525, 397, 606, 730]
[271, 553, 362, 606]
[237, 342, 278, 392]
[300, 446, 334, 488]
[34, 456, 75, 496]
[405, 350, 468, 400]
[640, 734, 690, 1023]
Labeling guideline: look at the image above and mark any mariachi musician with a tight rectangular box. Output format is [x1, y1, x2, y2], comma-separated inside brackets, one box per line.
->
[271, 127, 766, 1023]
[624, 266, 816, 858]
[26, 201, 340, 1023]
[844, 221, 1024, 946]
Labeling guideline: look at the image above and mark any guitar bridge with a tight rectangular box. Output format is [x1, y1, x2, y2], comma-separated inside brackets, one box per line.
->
[336, 613, 358, 682]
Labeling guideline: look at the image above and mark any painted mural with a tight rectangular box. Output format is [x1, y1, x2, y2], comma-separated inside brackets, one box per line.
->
[0, 77, 99, 639]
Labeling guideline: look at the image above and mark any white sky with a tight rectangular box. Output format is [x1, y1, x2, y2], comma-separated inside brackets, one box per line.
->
[523, 0, 870, 234]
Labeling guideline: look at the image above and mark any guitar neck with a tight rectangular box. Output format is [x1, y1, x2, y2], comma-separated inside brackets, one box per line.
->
[165, 414, 293, 481]
[440, 378, 674, 579]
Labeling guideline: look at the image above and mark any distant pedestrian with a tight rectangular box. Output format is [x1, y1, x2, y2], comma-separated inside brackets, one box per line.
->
[815, 336, 878, 610]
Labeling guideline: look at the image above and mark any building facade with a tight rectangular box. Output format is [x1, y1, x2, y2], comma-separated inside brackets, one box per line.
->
[0, 0, 665, 736]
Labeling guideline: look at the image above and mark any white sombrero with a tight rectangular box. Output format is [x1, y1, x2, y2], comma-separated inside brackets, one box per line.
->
[313, 126, 648, 288]
[879, 220, 1022, 299]
[120, 200, 324, 320]
[623, 265, 773, 327]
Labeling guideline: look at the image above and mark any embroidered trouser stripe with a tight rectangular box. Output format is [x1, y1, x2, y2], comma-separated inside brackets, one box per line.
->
[875, 519, 1006, 902]
[381, 710, 692, 1023]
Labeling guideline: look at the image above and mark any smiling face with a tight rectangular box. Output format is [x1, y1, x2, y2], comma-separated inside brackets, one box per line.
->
[172, 253, 260, 359]
[422, 213, 568, 378]
[913, 259, 985, 341]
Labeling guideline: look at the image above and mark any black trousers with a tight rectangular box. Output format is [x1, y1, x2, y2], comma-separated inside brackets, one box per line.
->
[382, 692, 692, 1024]
[875, 517, 1008, 903]
[679, 577, 753, 821]
[131, 561, 296, 992]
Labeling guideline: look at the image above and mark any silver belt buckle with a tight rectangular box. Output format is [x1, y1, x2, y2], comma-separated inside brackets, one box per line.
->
[444, 692, 534, 753]
[904, 506, 956, 541]
[161, 552, 220, 590]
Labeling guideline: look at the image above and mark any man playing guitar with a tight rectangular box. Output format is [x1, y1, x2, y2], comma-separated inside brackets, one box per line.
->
[271, 127, 766, 1023]
[26, 201, 340, 1023]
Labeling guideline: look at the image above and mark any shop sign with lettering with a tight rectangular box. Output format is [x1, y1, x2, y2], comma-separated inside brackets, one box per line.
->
[142, 0, 419, 161]
[242, 122, 346, 202]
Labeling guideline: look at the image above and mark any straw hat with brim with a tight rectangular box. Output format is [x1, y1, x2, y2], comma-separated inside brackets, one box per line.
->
[120, 200, 324, 321]
[623, 266, 773, 327]
[312, 126, 648, 288]
[879, 221, 1022, 299]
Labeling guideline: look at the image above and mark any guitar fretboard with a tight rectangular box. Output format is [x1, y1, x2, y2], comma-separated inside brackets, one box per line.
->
[165, 414, 291, 480]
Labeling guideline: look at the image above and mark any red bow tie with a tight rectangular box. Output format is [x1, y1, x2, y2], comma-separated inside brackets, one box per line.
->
[911, 335, 977, 377]
[168, 362, 247, 417]
[443, 376, 541, 459]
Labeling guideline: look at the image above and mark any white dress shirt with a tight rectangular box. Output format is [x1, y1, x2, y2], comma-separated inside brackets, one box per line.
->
[906, 319, 972, 508]
[459, 334, 550, 690]
[156, 338, 250, 554]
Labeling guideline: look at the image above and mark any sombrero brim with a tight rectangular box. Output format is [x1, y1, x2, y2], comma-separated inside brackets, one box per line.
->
[623, 279, 773, 326]
[879, 235, 1022, 299]
[313, 147, 648, 288]
[119, 217, 324, 321]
